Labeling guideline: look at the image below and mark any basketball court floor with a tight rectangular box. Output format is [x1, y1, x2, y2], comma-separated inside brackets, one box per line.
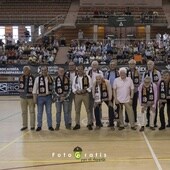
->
[0, 96, 170, 170]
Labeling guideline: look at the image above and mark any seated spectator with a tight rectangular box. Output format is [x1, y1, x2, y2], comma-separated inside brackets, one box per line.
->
[47, 55, 54, 65]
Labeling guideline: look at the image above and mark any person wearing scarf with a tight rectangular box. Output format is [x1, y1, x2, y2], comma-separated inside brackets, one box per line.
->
[33, 66, 54, 131]
[125, 59, 140, 125]
[113, 67, 136, 130]
[104, 60, 119, 128]
[158, 71, 170, 130]
[142, 60, 161, 127]
[64, 61, 77, 127]
[138, 77, 157, 131]
[92, 74, 113, 129]
[19, 66, 35, 131]
[72, 64, 93, 130]
[87, 60, 103, 127]
[54, 67, 71, 130]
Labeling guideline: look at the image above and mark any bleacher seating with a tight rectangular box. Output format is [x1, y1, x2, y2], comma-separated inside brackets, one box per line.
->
[76, 6, 167, 26]
[0, 0, 71, 25]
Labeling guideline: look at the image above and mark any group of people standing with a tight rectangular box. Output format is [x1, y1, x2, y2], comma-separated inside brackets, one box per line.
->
[18, 59, 170, 132]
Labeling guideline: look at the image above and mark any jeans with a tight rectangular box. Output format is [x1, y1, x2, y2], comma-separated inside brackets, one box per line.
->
[94, 104, 102, 126]
[68, 92, 75, 124]
[37, 95, 53, 128]
[56, 101, 69, 126]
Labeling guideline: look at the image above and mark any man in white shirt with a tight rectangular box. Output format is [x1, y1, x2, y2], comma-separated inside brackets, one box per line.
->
[72, 64, 93, 130]
[33, 66, 54, 131]
[113, 67, 136, 130]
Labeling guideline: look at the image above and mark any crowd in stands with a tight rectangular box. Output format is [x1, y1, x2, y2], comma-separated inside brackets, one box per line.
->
[0, 34, 59, 65]
[67, 33, 170, 65]
[78, 7, 161, 24]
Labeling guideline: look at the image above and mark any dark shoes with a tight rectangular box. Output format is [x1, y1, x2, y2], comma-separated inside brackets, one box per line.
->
[110, 126, 115, 130]
[55, 125, 60, 131]
[36, 127, 42, 131]
[73, 124, 80, 130]
[31, 127, 35, 130]
[87, 124, 93, 130]
[139, 126, 144, 132]
[49, 127, 54, 131]
[159, 126, 165, 130]
[166, 124, 170, 127]
[150, 127, 155, 130]
[66, 125, 71, 130]
[20, 127, 27, 131]
[118, 127, 125, 130]
[131, 127, 136, 130]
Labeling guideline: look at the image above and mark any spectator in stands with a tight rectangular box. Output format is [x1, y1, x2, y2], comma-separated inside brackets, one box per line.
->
[78, 29, 84, 43]
[0, 53, 7, 65]
[47, 54, 54, 64]
[124, 7, 131, 15]
[60, 34, 66, 46]
[24, 28, 30, 43]
[19, 66, 35, 131]
[0, 39, 4, 51]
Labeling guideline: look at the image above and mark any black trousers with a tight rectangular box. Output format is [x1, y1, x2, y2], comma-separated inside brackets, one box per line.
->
[125, 91, 138, 123]
[159, 99, 170, 127]
[105, 101, 114, 127]
[94, 101, 114, 127]
[94, 104, 102, 126]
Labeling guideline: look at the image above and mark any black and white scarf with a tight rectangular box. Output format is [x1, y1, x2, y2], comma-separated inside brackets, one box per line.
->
[127, 68, 140, 85]
[55, 76, 69, 95]
[38, 75, 53, 94]
[19, 75, 34, 95]
[141, 83, 154, 105]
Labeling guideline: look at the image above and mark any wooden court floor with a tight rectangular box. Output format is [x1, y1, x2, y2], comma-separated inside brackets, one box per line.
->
[0, 96, 170, 170]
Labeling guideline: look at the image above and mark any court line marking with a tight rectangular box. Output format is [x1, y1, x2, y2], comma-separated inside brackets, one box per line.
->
[142, 132, 162, 170]
[0, 112, 20, 122]
[0, 157, 169, 170]
[0, 132, 29, 153]
[0, 111, 55, 153]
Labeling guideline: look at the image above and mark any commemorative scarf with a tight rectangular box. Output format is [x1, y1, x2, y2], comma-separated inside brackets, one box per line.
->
[107, 69, 119, 80]
[55, 76, 69, 95]
[75, 75, 89, 90]
[88, 69, 99, 78]
[127, 68, 139, 85]
[19, 75, 34, 95]
[141, 83, 154, 104]
[144, 69, 159, 83]
[38, 75, 53, 94]
[159, 80, 170, 100]
[95, 80, 108, 101]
